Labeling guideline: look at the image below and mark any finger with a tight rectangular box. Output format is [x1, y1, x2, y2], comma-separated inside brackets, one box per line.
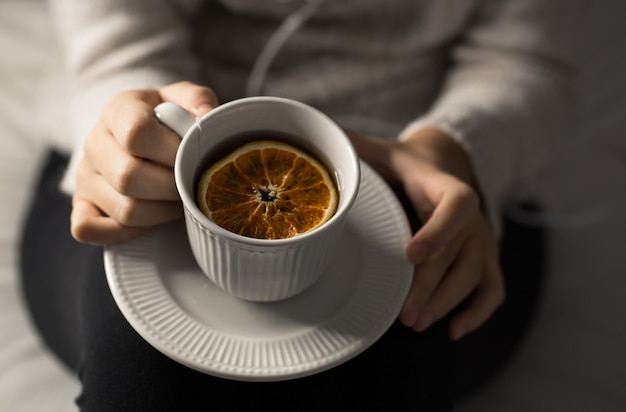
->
[83, 125, 178, 200]
[398, 235, 464, 328]
[103, 91, 181, 167]
[342, 131, 397, 180]
[71, 197, 150, 246]
[398, 257, 448, 328]
[413, 232, 484, 333]
[159, 81, 218, 117]
[406, 177, 479, 264]
[78, 160, 183, 227]
[448, 242, 505, 340]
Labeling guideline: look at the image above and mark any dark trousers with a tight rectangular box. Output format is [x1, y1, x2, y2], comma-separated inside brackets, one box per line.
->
[20, 151, 544, 411]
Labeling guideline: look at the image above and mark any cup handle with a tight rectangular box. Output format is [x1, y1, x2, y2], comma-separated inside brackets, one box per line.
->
[154, 102, 196, 138]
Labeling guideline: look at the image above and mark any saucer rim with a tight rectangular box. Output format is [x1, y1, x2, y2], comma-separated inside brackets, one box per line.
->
[104, 161, 413, 381]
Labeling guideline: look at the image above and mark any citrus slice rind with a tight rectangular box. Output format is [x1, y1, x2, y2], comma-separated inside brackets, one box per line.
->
[197, 140, 338, 239]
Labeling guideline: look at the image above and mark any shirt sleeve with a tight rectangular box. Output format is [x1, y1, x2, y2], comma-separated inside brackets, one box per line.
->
[47, 0, 204, 193]
[399, 0, 585, 235]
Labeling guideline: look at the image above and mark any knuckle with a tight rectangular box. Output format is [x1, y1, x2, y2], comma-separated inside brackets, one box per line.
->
[112, 158, 142, 196]
[456, 183, 480, 211]
[70, 212, 97, 244]
[106, 92, 125, 108]
[121, 111, 154, 154]
[175, 80, 195, 89]
[161, 81, 218, 106]
[173, 80, 206, 95]
[114, 196, 142, 227]
[70, 219, 90, 243]
[106, 91, 135, 116]
[197, 86, 218, 104]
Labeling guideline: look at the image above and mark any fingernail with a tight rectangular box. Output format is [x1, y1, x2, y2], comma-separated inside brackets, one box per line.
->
[415, 312, 433, 332]
[409, 243, 430, 263]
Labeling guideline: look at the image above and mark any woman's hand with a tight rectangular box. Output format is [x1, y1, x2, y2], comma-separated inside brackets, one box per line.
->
[71, 81, 218, 246]
[347, 128, 505, 340]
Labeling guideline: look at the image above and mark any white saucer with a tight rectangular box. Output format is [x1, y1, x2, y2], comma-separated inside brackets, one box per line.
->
[104, 161, 413, 381]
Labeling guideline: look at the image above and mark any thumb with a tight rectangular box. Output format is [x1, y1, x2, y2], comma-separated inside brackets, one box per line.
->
[158, 81, 218, 118]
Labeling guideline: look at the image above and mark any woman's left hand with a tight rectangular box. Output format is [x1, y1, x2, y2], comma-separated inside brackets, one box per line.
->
[346, 128, 505, 340]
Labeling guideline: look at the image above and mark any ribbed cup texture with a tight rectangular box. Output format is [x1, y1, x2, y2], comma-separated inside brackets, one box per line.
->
[184, 209, 342, 302]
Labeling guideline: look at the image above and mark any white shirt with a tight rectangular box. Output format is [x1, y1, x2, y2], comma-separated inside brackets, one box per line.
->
[45, 0, 587, 234]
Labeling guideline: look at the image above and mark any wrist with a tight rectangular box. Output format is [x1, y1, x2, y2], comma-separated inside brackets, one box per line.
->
[400, 126, 476, 187]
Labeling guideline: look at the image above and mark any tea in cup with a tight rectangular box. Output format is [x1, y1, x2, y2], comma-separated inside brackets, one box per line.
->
[154, 97, 360, 301]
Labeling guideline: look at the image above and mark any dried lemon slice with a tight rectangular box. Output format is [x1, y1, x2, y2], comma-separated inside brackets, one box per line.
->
[197, 140, 338, 239]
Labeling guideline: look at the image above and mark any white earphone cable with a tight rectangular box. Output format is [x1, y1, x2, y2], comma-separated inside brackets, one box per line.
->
[245, 0, 326, 97]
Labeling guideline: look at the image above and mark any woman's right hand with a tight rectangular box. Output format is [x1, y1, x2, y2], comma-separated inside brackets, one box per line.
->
[70, 81, 218, 246]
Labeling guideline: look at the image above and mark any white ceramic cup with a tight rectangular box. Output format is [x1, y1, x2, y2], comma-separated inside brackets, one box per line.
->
[154, 97, 360, 302]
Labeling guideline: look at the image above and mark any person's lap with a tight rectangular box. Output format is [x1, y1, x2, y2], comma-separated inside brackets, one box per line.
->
[20, 151, 543, 411]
